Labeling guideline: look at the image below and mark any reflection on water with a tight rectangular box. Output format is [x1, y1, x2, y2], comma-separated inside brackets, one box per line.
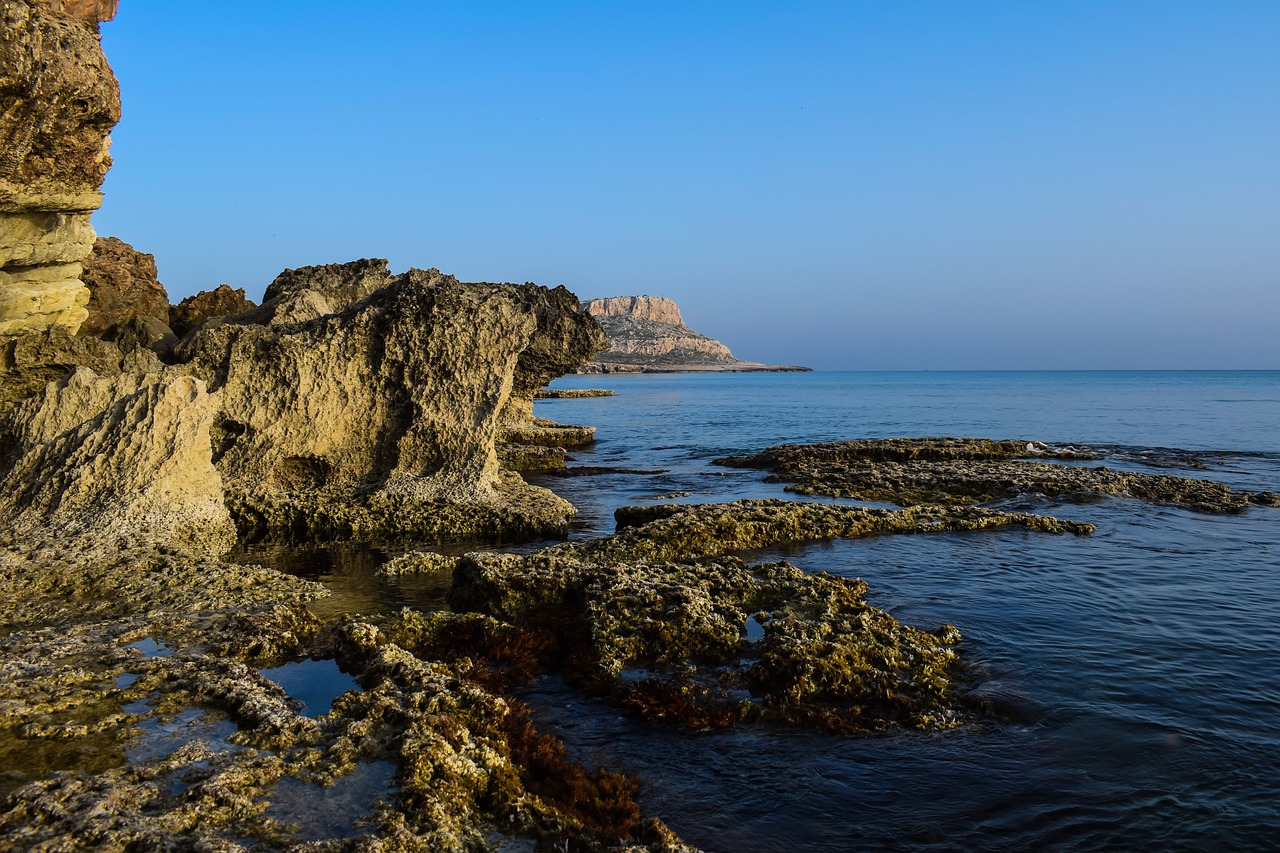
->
[265, 760, 397, 842]
[260, 658, 361, 717]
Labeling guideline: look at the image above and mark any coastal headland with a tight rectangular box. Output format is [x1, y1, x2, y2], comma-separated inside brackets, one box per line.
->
[578, 295, 810, 373]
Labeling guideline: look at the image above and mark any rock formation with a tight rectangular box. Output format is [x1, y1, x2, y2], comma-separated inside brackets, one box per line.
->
[170, 261, 605, 541]
[579, 294, 808, 372]
[168, 282, 256, 337]
[0, 0, 120, 334]
[1, 256, 607, 550]
[77, 236, 171, 337]
[0, 368, 236, 555]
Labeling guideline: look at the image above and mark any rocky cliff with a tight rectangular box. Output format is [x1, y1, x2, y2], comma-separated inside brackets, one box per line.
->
[0, 259, 608, 549]
[0, 0, 120, 334]
[579, 294, 808, 372]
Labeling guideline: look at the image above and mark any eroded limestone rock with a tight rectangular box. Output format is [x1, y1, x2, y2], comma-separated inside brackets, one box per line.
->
[717, 438, 1280, 513]
[1, 0, 121, 334]
[0, 368, 236, 555]
[0, 606, 700, 851]
[168, 283, 256, 337]
[165, 261, 604, 542]
[78, 236, 171, 338]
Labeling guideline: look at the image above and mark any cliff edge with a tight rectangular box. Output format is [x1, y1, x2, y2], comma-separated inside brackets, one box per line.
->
[579, 295, 809, 373]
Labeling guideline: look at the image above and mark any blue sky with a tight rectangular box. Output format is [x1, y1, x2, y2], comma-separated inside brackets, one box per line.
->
[96, 1, 1279, 369]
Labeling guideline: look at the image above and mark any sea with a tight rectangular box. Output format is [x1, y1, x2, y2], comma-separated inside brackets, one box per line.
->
[286, 370, 1280, 852]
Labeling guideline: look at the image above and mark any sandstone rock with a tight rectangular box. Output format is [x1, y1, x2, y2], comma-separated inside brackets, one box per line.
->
[255, 256, 394, 324]
[0, 324, 128, 414]
[78, 236, 171, 337]
[0, 368, 235, 555]
[0, 0, 120, 334]
[168, 283, 256, 337]
[53, 0, 119, 22]
[172, 261, 601, 541]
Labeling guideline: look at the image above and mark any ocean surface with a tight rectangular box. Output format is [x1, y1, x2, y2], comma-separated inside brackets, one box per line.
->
[293, 371, 1280, 851]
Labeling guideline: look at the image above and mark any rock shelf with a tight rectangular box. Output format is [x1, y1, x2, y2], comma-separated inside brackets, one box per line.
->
[716, 437, 1280, 513]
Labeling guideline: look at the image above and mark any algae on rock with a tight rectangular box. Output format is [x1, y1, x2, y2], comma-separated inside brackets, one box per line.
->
[717, 437, 1279, 513]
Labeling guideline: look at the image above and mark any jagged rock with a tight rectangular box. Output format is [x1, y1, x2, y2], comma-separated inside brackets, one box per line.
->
[0, 368, 235, 556]
[579, 294, 807, 372]
[0, 324, 130, 414]
[253, 256, 394, 325]
[172, 261, 603, 541]
[168, 283, 255, 337]
[78, 236, 171, 337]
[0, 0, 121, 334]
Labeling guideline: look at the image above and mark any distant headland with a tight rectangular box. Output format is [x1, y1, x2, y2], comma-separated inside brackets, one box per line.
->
[578, 295, 810, 373]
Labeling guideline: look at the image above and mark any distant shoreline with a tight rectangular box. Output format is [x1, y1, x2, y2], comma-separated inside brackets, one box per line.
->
[577, 361, 811, 374]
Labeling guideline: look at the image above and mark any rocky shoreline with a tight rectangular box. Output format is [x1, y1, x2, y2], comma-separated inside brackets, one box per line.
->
[2, 4, 1276, 851]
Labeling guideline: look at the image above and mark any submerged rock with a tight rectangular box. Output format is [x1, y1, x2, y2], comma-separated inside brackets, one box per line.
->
[443, 499, 1090, 734]
[0, 603, 701, 851]
[717, 437, 1278, 513]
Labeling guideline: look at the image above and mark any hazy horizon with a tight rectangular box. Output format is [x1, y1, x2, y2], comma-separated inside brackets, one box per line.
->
[95, 1, 1279, 371]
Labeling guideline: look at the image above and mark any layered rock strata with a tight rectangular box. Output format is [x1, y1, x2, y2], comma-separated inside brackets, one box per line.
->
[579, 294, 807, 372]
[0, 0, 120, 334]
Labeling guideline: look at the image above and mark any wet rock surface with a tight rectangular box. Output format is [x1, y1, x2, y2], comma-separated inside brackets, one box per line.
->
[717, 437, 1280, 513]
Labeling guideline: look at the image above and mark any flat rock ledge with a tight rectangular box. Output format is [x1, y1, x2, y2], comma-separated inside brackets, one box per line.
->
[716, 437, 1280, 514]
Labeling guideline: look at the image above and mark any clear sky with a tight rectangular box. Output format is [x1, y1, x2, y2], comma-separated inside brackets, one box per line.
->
[95, 1, 1279, 370]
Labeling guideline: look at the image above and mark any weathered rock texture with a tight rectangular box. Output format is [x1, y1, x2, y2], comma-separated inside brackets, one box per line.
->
[167, 282, 256, 337]
[0, 367, 236, 555]
[78, 236, 171, 337]
[579, 295, 807, 372]
[717, 438, 1280, 513]
[0, 0, 120, 334]
[2, 258, 605, 551]
[168, 260, 605, 542]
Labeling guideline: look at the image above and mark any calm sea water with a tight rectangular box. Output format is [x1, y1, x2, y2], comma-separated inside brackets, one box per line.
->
[514, 371, 1280, 852]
